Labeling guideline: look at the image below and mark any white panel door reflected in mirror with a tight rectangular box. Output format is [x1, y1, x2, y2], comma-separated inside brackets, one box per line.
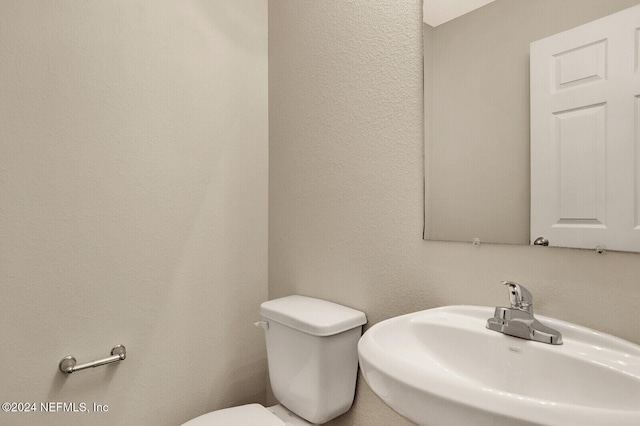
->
[530, 4, 640, 253]
[423, 0, 640, 249]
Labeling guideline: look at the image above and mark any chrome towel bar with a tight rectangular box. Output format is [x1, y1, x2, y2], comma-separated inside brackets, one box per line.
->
[59, 345, 126, 374]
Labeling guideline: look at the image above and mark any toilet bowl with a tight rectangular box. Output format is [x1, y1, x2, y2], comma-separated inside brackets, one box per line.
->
[181, 295, 367, 425]
[183, 403, 312, 426]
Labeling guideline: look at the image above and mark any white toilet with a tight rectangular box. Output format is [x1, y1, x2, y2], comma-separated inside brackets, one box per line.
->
[182, 295, 367, 425]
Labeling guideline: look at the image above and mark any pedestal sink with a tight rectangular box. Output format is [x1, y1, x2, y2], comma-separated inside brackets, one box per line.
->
[357, 306, 640, 426]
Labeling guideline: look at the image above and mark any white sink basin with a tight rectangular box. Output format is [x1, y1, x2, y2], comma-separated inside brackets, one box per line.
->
[358, 306, 640, 426]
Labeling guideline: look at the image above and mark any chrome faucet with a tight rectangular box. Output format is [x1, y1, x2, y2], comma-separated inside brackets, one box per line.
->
[486, 281, 563, 345]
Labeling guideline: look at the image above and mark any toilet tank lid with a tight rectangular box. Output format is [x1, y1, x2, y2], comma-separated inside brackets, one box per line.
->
[260, 295, 367, 336]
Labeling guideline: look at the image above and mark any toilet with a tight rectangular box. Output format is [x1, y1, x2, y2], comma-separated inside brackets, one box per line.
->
[182, 295, 367, 425]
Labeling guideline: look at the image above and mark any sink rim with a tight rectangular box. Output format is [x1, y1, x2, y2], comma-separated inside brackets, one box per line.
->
[358, 305, 640, 426]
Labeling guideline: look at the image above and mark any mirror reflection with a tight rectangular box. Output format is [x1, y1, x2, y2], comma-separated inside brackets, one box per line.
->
[423, 0, 640, 245]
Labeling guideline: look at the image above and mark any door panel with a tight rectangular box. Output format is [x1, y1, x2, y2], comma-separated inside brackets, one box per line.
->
[531, 4, 640, 252]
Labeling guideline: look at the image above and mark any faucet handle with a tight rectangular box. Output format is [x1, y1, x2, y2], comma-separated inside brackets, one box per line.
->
[502, 281, 533, 311]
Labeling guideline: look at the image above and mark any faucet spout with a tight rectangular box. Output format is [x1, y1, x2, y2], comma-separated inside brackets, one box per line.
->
[503, 281, 533, 314]
[486, 282, 563, 345]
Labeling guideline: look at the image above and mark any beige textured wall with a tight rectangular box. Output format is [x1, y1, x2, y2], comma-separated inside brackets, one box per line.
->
[270, 1, 640, 425]
[426, 0, 640, 244]
[0, 1, 267, 425]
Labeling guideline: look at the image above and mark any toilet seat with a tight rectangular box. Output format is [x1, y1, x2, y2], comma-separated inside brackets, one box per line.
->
[181, 404, 284, 426]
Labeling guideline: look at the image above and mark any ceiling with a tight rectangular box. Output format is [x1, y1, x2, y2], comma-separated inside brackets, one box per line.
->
[423, 0, 496, 27]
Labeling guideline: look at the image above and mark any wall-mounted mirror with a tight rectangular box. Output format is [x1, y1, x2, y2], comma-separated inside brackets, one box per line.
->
[423, 0, 640, 246]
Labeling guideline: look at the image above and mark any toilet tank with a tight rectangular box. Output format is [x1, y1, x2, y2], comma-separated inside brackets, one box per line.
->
[260, 295, 367, 424]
